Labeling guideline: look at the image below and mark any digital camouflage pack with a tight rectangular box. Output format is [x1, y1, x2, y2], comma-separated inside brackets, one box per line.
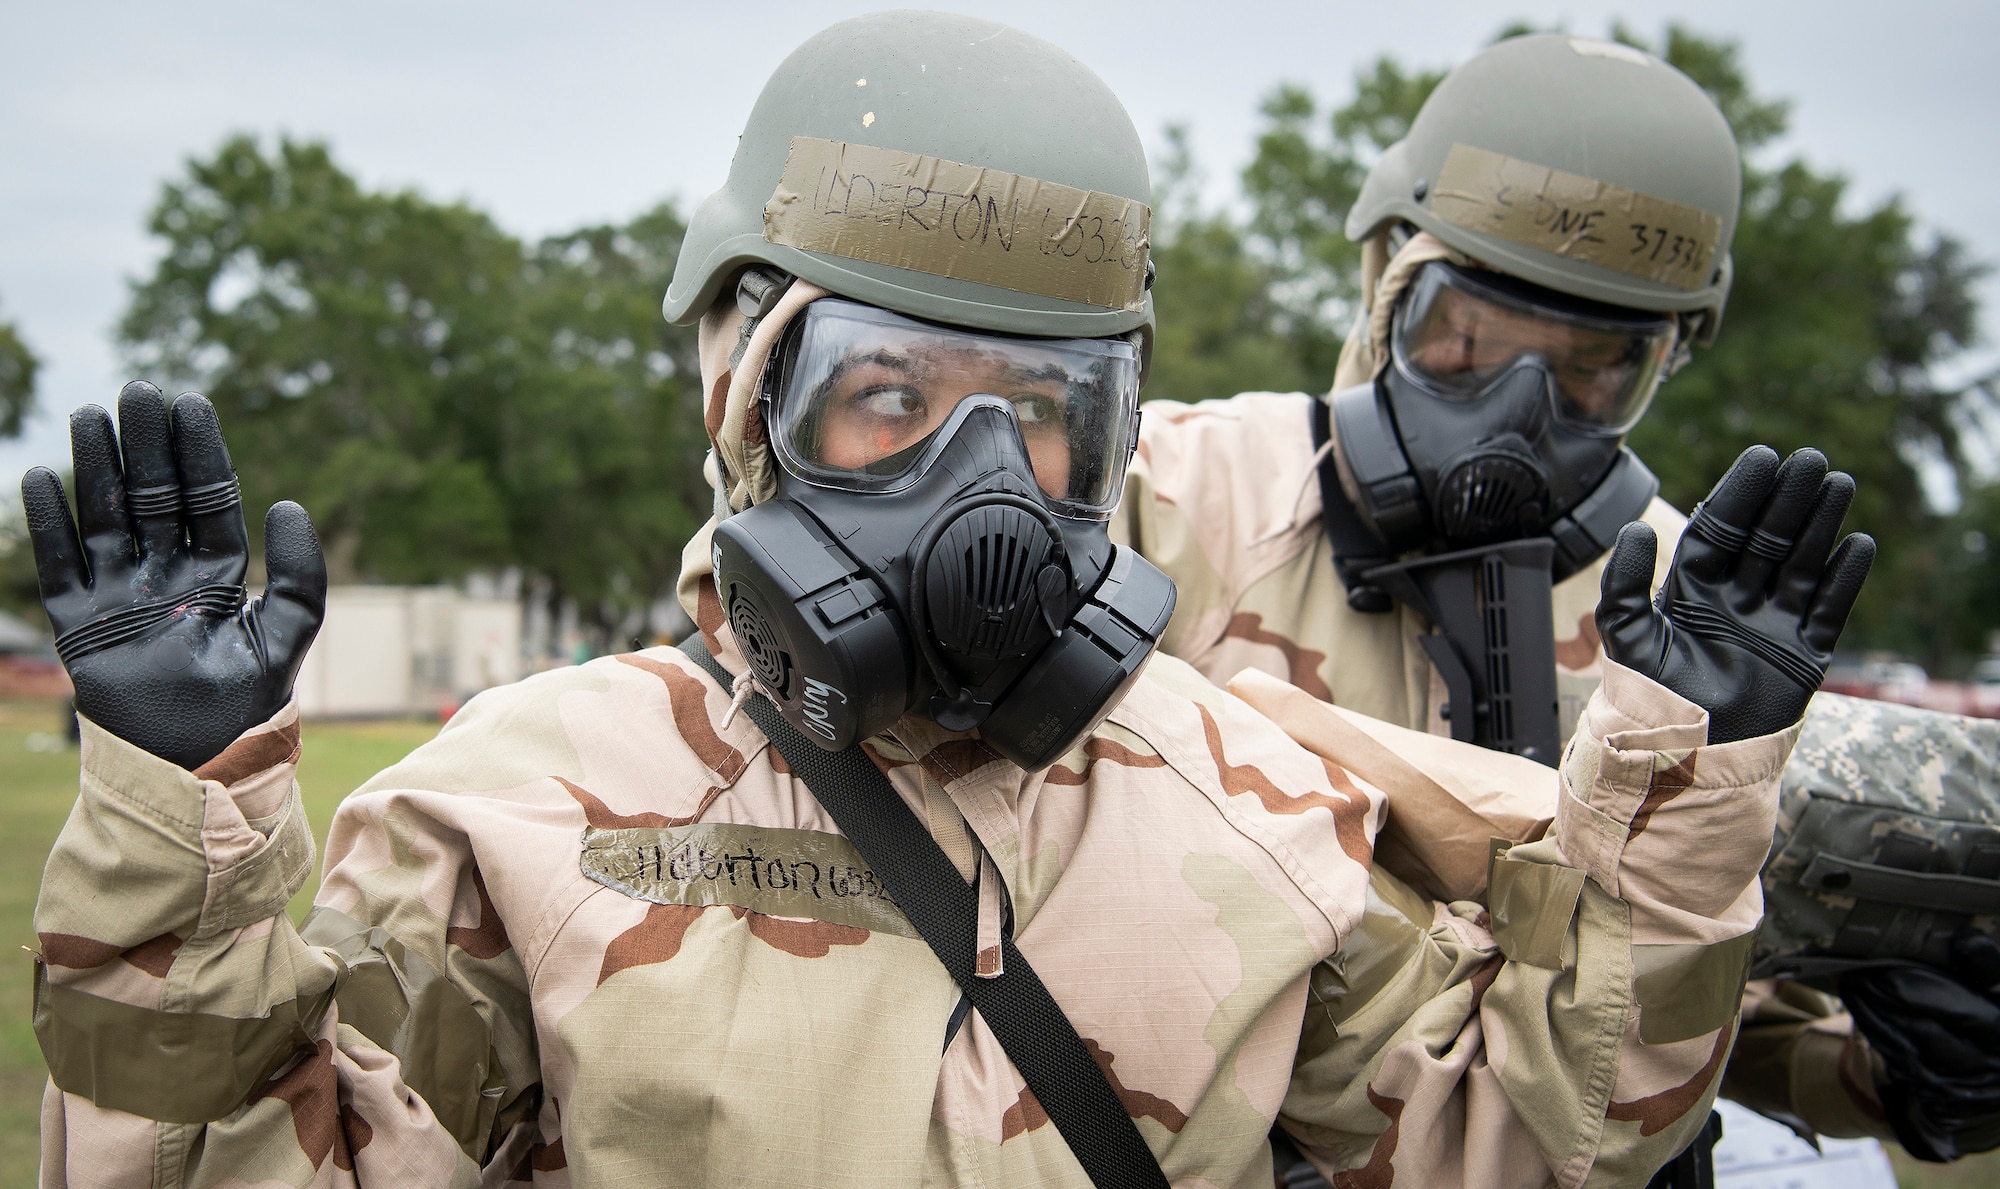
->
[1755, 691, 2000, 980]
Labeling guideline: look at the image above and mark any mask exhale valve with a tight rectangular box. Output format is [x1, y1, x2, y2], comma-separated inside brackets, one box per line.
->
[912, 492, 1071, 732]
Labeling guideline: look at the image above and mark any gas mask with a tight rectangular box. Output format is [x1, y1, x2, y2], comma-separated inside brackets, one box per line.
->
[711, 298, 1175, 770]
[1331, 260, 1670, 582]
[1319, 260, 1679, 761]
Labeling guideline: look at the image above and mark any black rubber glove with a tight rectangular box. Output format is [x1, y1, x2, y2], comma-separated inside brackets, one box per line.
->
[1840, 931, 2000, 1161]
[21, 382, 326, 770]
[1597, 445, 1874, 744]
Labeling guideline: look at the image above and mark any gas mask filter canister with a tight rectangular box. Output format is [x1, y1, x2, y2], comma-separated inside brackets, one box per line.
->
[711, 298, 1175, 770]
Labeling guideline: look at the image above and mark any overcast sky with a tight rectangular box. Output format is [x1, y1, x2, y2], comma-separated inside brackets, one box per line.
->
[3, 0, 1996, 488]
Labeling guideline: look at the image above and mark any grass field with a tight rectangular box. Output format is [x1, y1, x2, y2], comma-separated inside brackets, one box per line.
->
[2, 696, 1996, 1187]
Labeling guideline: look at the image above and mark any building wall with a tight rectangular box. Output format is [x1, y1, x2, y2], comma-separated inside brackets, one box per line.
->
[294, 586, 523, 719]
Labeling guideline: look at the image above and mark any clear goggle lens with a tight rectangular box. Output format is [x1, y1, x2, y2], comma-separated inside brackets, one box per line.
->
[766, 298, 1141, 516]
[1391, 261, 1678, 435]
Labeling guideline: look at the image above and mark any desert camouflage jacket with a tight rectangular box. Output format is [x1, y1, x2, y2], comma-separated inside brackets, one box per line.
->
[35, 586, 1790, 1187]
[1111, 388, 1894, 1143]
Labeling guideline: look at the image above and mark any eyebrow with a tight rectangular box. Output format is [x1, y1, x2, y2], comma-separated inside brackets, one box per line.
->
[813, 347, 1075, 404]
[1000, 361, 1071, 389]
[810, 348, 921, 405]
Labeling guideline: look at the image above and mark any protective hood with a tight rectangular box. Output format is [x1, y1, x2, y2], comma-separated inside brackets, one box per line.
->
[1330, 230, 1467, 394]
[676, 279, 831, 623]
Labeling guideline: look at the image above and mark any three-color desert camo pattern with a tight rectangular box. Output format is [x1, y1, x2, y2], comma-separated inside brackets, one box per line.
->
[34, 576, 1787, 1186]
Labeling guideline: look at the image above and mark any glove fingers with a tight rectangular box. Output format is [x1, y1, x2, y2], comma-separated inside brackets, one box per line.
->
[116, 381, 185, 560]
[1596, 520, 1666, 673]
[21, 467, 86, 599]
[68, 403, 134, 574]
[169, 393, 249, 566]
[1773, 471, 1855, 617]
[1671, 445, 1780, 592]
[1734, 447, 1828, 596]
[256, 501, 327, 672]
[1801, 532, 1876, 655]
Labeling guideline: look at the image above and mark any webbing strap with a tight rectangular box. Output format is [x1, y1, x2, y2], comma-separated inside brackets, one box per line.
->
[676, 636, 1170, 1189]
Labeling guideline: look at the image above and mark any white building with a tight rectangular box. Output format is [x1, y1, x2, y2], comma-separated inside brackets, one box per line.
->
[294, 586, 523, 719]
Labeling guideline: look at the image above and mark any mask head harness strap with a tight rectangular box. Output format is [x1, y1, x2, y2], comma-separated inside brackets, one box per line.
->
[1308, 396, 1396, 613]
[731, 267, 796, 370]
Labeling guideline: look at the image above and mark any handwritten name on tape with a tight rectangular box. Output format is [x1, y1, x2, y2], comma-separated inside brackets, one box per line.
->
[580, 823, 918, 939]
[763, 136, 1150, 312]
[1431, 144, 1723, 292]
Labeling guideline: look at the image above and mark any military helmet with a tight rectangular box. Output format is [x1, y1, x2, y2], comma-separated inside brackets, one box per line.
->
[663, 11, 1154, 342]
[1347, 34, 1741, 340]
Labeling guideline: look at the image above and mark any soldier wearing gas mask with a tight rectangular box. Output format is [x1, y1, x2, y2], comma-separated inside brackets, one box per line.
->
[27, 15, 1868, 1187]
[1115, 31, 2000, 1175]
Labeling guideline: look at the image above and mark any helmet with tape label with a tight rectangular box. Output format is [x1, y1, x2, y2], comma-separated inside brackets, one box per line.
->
[663, 11, 1154, 343]
[1347, 34, 1741, 339]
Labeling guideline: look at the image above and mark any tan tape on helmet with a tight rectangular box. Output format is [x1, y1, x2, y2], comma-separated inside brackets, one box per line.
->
[1431, 144, 1722, 292]
[763, 137, 1150, 313]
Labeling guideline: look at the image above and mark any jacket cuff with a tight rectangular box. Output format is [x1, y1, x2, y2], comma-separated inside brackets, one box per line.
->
[1555, 662, 1797, 935]
[56, 703, 313, 944]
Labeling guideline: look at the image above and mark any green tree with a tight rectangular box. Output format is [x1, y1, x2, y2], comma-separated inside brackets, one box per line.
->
[121, 136, 525, 582]
[0, 308, 43, 619]
[0, 308, 37, 440]
[1146, 127, 1332, 403]
[1176, 24, 1991, 666]
[1238, 58, 1444, 332]
[509, 204, 706, 639]
[1605, 28, 1990, 664]
[119, 137, 708, 645]
[1918, 473, 2000, 666]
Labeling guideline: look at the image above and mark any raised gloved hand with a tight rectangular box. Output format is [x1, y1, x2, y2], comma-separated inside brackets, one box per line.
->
[1597, 445, 1873, 744]
[21, 382, 326, 770]
[1840, 931, 2000, 1161]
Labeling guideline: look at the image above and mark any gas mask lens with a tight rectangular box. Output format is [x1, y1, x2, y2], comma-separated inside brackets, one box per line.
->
[1391, 262, 1677, 435]
[766, 299, 1141, 515]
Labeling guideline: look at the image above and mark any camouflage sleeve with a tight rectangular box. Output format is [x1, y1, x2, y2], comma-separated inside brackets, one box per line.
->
[1721, 978, 1891, 1140]
[1110, 392, 1322, 673]
[1279, 660, 1795, 1187]
[33, 706, 511, 1187]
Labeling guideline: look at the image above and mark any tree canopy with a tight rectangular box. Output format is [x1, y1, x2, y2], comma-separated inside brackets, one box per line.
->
[0, 305, 38, 441]
[0, 306, 41, 618]
[117, 137, 705, 643]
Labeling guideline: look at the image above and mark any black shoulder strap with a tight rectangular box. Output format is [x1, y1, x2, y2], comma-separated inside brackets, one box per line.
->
[676, 635, 1170, 1189]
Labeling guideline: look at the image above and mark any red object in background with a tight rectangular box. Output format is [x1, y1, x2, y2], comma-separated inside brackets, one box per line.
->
[0, 657, 73, 701]
[438, 700, 460, 723]
[1821, 667, 2000, 720]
